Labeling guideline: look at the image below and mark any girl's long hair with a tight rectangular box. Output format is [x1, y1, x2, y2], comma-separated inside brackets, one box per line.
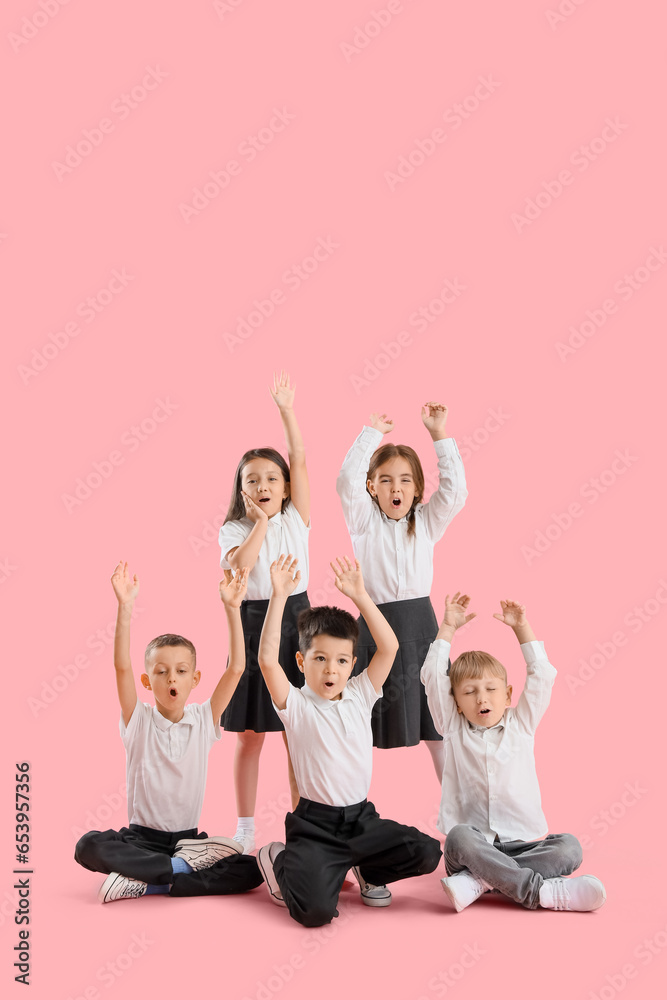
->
[366, 443, 425, 536]
[224, 448, 291, 523]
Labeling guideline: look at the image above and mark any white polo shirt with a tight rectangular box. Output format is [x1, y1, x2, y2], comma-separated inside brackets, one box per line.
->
[421, 639, 557, 844]
[218, 501, 310, 600]
[274, 671, 381, 807]
[336, 426, 467, 605]
[121, 699, 221, 832]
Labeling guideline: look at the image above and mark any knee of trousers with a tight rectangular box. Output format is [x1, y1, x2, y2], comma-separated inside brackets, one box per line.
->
[74, 829, 105, 867]
[413, 836, 442, 874]
[555, 833, 583, 873]
[290, 903, 339, 928]
[443, 824, 478, 862]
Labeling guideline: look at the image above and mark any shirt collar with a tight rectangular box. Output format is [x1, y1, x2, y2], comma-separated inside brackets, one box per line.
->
[468, 717, 506, 733]
[302, 682, 351, 710]
[151, 705, 196, 730]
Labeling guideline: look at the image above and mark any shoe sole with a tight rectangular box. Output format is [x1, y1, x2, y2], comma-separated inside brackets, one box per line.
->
[173, 837, 243, 869]
[97, 872, 146, 903]
[257, 845, 287, 907]
[359, 892, 392, 907]
[440, 878, 465, 912]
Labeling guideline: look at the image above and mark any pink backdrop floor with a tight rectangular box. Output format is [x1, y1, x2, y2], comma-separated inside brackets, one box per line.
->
[2, 2, 664, 998]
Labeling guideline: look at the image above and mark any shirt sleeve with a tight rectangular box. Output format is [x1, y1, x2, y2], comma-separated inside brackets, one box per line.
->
[218, 519, 251, 568]
[283, 499, 311, 533]
[420, 438, 468, 543]
[348, 670, 383, 712]
[273, 684, 305, 730]
[199, 699, 222, 744]
[119, 700, 149, 747]
[420, 639, 458, 736]
[512, 641, 557, 735]
[336, 426, 384, 535]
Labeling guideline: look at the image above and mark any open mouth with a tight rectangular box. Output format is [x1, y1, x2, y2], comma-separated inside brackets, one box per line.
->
[324, 681, 335, 688]
[392, 498, 401, 507]
[169, 687, 178, 698]
[479, 708, 490, 715]
[258, 497, 271, 504]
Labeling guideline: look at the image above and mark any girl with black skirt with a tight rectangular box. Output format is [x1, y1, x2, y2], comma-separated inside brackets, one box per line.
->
[218, 371, 310, 854]
[336, 402, 467, 783]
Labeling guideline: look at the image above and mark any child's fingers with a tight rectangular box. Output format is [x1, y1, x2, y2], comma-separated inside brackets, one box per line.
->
[294, 570, 302, 584]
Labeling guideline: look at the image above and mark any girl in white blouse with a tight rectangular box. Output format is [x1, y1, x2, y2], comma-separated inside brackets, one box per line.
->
[218, 371, 310, 853]
[336, 402, 467, 781]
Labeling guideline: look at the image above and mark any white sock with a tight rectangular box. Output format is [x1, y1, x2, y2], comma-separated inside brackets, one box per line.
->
[235, 817, 255, 838]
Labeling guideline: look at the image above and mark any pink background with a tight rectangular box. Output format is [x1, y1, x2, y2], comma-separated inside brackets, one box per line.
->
[2, 1, 664, 997]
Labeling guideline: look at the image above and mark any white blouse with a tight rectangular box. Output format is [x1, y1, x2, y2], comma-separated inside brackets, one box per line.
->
[336, 426, 467, 605]
[218, 501, 310, 600]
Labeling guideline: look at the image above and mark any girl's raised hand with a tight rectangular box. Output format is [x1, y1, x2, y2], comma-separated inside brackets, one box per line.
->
[443, 592, 476, 631]
[331, 556, 365, 601]
[493, 600, 527, 629]
[421, 401, 449, 438]
[269, 369, 296, 411]
[219, 567, 249, 608]
[270, 555, 301, 598]
[111, 561, 139, 604]
[242, 490, 269, 523]
[369, 412, 394, 435]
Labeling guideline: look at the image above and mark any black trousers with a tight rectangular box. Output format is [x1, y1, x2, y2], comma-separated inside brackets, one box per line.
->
[74, 824, 262, 896]
[274, 798, 441, 927]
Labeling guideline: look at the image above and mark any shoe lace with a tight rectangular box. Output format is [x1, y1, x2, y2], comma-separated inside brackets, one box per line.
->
[550, 878, 570, 911]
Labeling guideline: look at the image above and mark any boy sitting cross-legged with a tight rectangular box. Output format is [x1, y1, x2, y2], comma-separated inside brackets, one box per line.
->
[74, 561, 263, 902]
[421, 592, 606, 913]
[255, 554, 441, 927]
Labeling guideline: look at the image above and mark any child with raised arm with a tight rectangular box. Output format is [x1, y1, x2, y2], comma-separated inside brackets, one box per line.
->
[254, 555, 441, 927]
[336, 403, 467, 782]
[219, 370, 310, 852]
[420, 593, 606, 912]
[74, 562, 262, 902]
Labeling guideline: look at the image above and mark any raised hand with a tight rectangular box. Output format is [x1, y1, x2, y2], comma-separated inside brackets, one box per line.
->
[219, 567, 249, 609]
[369, 412, 394, 435]
[269, 369, 296, 411]
[443, 592, 477, 631]
[493, 599, 528, 629]
[241, 490, 269, 524]
[421, 401, 449, 439]
[111, 561, 139, 605]
[270, 554, 301, 598]
[331, 556, 366, 602]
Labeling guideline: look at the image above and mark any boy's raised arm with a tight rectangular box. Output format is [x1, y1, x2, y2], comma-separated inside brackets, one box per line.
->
[421, 592, 477, 734]
[111, 561, 139, 728]
[209, 568, 249, 721]
[258, 555, 301, 711]
[331, 557, 398, 693]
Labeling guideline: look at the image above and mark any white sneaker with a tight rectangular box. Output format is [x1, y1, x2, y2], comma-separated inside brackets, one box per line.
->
[98, 872, 147, 903]
[232, 832, 256, 855]
[352, 866, 392, 907]
[173, 836, 242, 870]
[539, 875, 606, 911]
[440, 872, 489, 912]
[257, 842, 287, 907]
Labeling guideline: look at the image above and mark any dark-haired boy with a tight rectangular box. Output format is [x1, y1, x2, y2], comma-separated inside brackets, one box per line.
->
[255, 554, 441, 927]
[74, 562, 262, 902]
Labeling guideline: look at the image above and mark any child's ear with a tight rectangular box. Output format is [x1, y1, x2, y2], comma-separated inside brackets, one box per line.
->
[141, 673, 152, 691]
[506, 684, 512, 705]
[366, 478, 376, 497]
[283, 481, 291, 499]
[295, 651, 304, 673]
[192, 670, 201, 688]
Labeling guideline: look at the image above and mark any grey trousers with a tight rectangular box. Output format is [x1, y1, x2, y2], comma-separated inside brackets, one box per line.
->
[444, 824, 583, 909]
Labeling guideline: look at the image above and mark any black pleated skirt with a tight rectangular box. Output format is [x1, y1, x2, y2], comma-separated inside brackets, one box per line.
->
[220, 591, 309, 733]
[352, 596, 442, 748]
